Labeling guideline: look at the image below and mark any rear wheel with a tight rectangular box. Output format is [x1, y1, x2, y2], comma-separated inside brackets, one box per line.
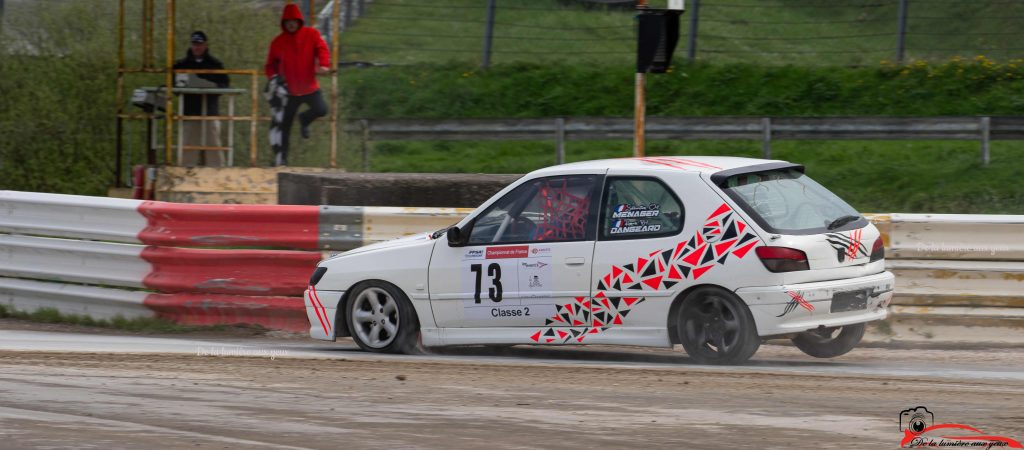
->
[676, 287, 761, 365]
[346, 281, 419, 354]
[791, 323, 865, 358]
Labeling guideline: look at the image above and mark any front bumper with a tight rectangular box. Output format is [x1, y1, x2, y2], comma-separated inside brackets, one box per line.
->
[304, 287, 344, 341]
[736, 271, 895, 337]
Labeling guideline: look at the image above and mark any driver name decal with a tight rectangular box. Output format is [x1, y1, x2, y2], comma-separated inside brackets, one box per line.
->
[610, 219, 661, 234]
[611, 203, 660, 219]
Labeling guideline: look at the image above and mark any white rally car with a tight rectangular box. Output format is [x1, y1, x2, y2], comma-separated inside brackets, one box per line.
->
[304, 156, 894, 364]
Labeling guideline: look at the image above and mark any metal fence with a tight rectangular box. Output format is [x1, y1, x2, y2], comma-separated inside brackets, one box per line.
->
[345, 115, 1016, 168]
[341, 0, 1024, 67]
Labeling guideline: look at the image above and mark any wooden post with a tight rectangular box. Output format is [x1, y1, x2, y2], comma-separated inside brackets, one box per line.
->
[555, 117, 566, 165]
[164, 0, 176, 165]
[761, 117, 772, 159]
[633, 0, 648, 157]
[250, 73, 258, 166]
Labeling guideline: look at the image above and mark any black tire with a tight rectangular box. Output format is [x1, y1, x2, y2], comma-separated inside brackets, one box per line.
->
[345, 281, 420, 354]
[676, 287, 761, 365]
[791, 323, 865, 358]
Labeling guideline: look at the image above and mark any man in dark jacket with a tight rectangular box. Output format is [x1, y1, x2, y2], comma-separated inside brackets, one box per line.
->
[264, 4, 331, 166]
[173, 31, 230, 166]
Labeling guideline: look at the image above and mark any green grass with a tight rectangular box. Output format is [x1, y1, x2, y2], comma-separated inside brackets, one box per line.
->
[3, 0, 1024, 215]
[339, 58, 1024, 118]
[0, 304, 234, 333]
[367, 139, 1024, 214]
[341, 0, 1024, 66]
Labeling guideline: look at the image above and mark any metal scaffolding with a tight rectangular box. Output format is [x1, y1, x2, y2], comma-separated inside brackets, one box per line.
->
[114, 0, 342, 187]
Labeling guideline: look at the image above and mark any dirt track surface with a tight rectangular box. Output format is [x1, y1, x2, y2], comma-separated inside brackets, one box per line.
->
[1, 340, 1023, 449]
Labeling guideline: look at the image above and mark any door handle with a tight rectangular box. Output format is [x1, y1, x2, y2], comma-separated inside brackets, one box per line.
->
[565, 257, 586, 266]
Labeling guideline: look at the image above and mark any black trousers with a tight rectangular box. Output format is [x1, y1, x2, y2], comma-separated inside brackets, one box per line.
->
[276, 89, 328, 165]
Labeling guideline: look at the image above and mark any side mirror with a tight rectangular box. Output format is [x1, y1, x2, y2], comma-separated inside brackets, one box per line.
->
[446, 226, 466, 247]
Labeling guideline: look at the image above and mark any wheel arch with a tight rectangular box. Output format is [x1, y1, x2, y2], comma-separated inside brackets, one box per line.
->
[333, 278, 417, 339]
[666, 283, 736, 345]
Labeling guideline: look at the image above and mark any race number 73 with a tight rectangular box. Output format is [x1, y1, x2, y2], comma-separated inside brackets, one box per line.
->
[470, 263, 502, 303]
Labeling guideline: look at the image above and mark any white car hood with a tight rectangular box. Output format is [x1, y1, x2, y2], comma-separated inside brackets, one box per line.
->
[328, 232, 436, 259]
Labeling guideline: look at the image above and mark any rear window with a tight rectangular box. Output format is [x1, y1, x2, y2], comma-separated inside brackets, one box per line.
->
[719, 168, 866, 235]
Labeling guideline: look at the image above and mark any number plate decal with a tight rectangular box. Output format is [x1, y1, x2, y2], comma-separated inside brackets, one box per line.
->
[830, 290, 868, 313]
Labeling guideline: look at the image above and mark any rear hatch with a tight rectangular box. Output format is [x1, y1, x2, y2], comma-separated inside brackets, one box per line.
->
[708, 163, 884, 283]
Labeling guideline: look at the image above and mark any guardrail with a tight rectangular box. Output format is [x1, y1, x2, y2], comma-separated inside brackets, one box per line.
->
[1, 191, 1021, 337]
[344, 116, 1020, 167]
[0, 191, 466, 331]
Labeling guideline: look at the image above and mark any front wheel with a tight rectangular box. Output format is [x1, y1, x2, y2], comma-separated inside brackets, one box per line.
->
[676, 287, 761, 365]
[346, 281, 420, 354]
[791, 323, 865, 358]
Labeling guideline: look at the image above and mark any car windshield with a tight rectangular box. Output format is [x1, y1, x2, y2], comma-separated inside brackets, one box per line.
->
[719, 168, 865, 235]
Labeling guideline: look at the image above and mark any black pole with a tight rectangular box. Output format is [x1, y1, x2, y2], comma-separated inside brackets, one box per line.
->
[686, 0, 700, 60]
[115, 118, 123, 188]
[301, 0, 312, 19]
[481, 0, 497, 69]
[344, 0, 353, 29]
[896, 0, 909, 63]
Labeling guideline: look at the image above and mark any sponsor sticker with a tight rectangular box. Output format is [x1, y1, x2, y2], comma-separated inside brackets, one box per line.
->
[486, 245, 530, 259]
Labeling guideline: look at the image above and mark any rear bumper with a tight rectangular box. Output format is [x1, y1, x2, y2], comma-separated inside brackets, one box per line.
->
[735, 271, 895, 337]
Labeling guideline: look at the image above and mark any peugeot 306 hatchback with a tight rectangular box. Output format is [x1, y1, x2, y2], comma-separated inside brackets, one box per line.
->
[304, 157, 894, 364]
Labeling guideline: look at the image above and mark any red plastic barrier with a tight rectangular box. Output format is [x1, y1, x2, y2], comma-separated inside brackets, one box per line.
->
[144, 293, 309, 333]
[140, 247, 320, 296]
[137, 201, 320, 249]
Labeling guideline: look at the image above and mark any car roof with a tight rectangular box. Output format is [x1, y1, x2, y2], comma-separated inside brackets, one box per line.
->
[530, 156, 788, 177]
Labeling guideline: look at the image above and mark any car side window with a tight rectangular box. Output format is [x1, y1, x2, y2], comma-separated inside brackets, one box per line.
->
[468, 175, 598, 245]
[601, 177, 684, 240]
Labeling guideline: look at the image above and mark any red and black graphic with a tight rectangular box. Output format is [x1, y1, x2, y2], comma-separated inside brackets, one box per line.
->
[534, 179, 590, 241]
[776, 290, 814, 317]
[530, 203, 760, 343]
[636, 156, 724, 172]
[900, 406, 1022, 448]
[825, 229, 868, 263]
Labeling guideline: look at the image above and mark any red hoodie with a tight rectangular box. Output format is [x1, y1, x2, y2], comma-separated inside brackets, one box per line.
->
[264, 4, 331, 96]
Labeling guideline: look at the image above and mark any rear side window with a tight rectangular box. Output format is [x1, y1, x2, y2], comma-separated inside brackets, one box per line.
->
[600, 178, 683, 240]
[720, 168, 866, 235]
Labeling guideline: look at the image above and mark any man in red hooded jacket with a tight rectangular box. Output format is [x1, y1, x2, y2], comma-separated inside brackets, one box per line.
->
[264, 3, 331, 166]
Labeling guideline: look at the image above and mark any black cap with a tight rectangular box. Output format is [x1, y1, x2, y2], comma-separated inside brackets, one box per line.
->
[190, 31, 207, 43]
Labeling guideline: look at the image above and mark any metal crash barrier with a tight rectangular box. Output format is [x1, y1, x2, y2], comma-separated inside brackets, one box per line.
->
[1, 190, 1021, 338]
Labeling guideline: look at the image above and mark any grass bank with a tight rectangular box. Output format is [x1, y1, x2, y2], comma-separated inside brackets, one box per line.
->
[366, 139, 1024, 214]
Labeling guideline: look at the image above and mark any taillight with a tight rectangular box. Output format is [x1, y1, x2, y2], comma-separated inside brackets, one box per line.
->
[869, 237, 885, 262]
[755, 246, 810, 273]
